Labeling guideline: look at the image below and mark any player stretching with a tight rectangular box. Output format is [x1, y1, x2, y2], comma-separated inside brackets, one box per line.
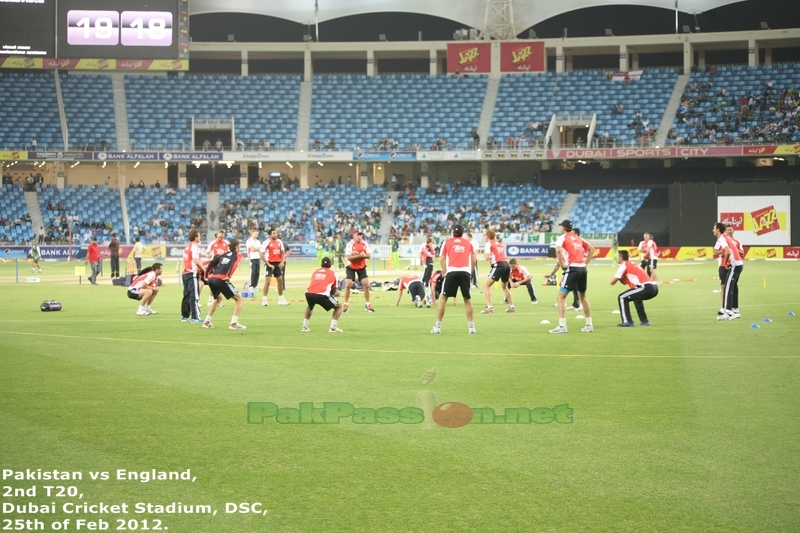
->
[611, 250, 658, 327]
[203, 239, 246, 330]
[205, 231, 229, 306]
[343, 231, 375, 313]
[128, 263, 163, 316]
[302, 257, 344, 333]
[481, 229, 514, 314]
[550, 220, 595, 334]
[393, 275, 426, 308]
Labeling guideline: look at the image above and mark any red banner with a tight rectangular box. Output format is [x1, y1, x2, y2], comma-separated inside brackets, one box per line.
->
[784, 247, 800, 259]
[500, 41, 545, 72]
[446, 43, 491, 74]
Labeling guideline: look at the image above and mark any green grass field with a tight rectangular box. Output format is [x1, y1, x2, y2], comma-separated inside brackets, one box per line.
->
[1, 258, 799, 532]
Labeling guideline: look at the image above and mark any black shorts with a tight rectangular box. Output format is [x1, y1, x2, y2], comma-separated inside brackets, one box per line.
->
[561, 266, 588, 294]
[127, 288, 142, 300]
[718, 266, 730, 285]
[265, 261, 283, 277]
[208, 277, 237, 300]
[306, 292, 338, 311]
[407, 280, 426, 301]
[649, 258, 658, 269]
[346, 267, 368, 281]
[488, 261, 511, 283]
[441, 271, 471, 299]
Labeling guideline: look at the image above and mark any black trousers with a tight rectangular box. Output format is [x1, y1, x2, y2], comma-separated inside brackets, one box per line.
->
[181, 272, 201, 320]
[110, 255, 120, 277]
[250, 259, 260, 289]
[422, 262, 433, 285]
[618, 283, 658, 323]
[507, 280, 537, 302]
[723, 264, 743, 311]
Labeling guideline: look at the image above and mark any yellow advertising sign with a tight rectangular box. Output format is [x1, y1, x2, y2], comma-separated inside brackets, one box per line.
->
[744, 247, 783, 260]
[0, 151, 27, 160]
[675, 247, 715, 260]
[772, 145, 800, 155]
[0, 57, 43, 69]
[74, 266, 86, 276]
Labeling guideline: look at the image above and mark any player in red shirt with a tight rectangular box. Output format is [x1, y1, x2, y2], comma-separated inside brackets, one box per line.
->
[714, 222, 744, 320]
[128, 262, 163, 316]
[343, 231, 375, 313]
[85, 237, 100, 285]
[431, 224, 477, 334]
[550, 220, 595, 334]
[205, 231, 230, 307]
[610, 250, 659, 327]
[506, 258, 538, 304]
[392, 275, 426, 308]
[181, 229, 205, 323]
[302, 257, 344, 333]
[481, 229, 515, 314]
[202, 239, 246, 330]
[419, 236, 436, 296]
[258, 228, 288, 306]
[644, 233, 659, 282]
[714, 225, 744, 316]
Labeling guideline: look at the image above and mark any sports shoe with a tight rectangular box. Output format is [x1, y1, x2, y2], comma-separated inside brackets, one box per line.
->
[532, 300, 538, 305]
[136, 311, 148, 316]
[618, 322, 635, 327]
[229, 322, 247, 330]
[731, 311, 740, 319]
[190, 318, 203, 323]
[202, 321, 215, 329]
[580, 325, 594, 333]
[505, 307, 516, 313]
[343, 302, 349, 313]
[502, 298, 508, 304]
[549, 325, 568, 334]
[29, 268, 34, 273]
[717, 313, 733, 321]
[480, 307, 494, 314]
[552, 303, 559, 308]
[431, 326, 441, 334]
[717, 308, 725, 316]
[301, 325, 311, 332]
[261, 298, 268, 307]
[414, 295, 422, 308]
[329, 327, 344, 333]
[38, 269, 42, 273]
[640, 321, 650, 326]
[145, 309, 158, 315]
[468, 326, 477, 334]
[181, 317, 189, 322]
[278, 298, 290, 306]
[365, 303, 375, 312]
[573, 305, 584, 311]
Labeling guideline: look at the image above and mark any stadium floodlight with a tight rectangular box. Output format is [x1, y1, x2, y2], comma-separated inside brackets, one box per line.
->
[605, 28, 613, 36]
[760, 22, 769, 30]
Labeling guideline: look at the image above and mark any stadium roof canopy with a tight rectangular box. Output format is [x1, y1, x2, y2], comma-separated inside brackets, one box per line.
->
[190, 0, 746, 30]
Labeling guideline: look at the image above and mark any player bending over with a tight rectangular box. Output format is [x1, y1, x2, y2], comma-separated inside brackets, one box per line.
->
[128, 263, 163, 316]
[202, 239, 246, 330]
[302, 257, 344, 333]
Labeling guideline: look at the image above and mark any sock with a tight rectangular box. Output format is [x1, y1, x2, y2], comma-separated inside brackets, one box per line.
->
[586, 317, 593, 326]
[330, 319, 337, 328]
[303, 319, 309, 327]
[231, 315, 238, 324]
[205, 315, 212, 323]
[486, 305, 493, 309]
[509, 305, 515, 309]
[468, 321, 475, 328]
[137, 305, 144, 313]
[559, 318, 566, 327]
[144, 305, 151, 311]
[435, 321, 442, 328]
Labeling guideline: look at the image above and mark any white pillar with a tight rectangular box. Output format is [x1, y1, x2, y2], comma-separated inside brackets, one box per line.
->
[556, 44, 564, 73]
[429, 49, 439, 76]
[683, 41, 693, 75]
[57, 163, 65, 188]
[748, 38, 758, 67]
[619, 44, 628, 71]
[178, 163, 186, 189]
[304, 49, 313, 82]
[631, 53, 639, 70]
[565, 54, 573, 72]
[698, 49, 706, 68]
[490, 41, 501, 80]
[300, 162, 309, 188]
[241, 50, 248, 76]
[240, 166, 248, 189]
[481, 161, 489, 188]
[419, 162, 429, 188]
[367, 50, 375, 76]
[764, 47, 772, 65]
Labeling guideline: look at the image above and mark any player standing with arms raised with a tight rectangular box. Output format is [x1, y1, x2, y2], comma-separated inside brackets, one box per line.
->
[343, 231, 375, 313]
[550, 220, 595, 334]
[431, 224, 477, 334]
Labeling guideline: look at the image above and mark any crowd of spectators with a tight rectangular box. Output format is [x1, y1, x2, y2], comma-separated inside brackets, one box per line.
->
[673, 73, 799, 145]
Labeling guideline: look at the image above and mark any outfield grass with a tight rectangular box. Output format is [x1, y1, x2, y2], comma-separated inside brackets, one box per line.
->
[1, 258, 799, 532]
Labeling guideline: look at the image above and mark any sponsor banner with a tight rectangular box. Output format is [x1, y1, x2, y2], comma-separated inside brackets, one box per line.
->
[506, 245, 550, 258]
[162, 152, 224, 161]
[500, 41, 545, 73]
[784, 247, 800, 259]
[29, 151, 93, 161]
[742, 145, 800, 156]
[95, 151, 160, 161]
[288, 244, 318, 259]
[2, 246, 82, 259]
[223, 151, 352, 162]
[611, 70, 643, 82]
[718, 196, 790, 245]
[0, 57, 43, 69]
[0, 151, 27, 160]
[674, 247, 714, 260]
[417, 151, 482, 161]
[446, 42, 491, 74]
[655, 247, 681, 260]
[744, 247, 782, 260]
[592, 247, 614, 259]
[1, 247, 28, 259]
[353, 151, 416, 161]
[548, 146, 742, 160]
[1, 58, 188, 71]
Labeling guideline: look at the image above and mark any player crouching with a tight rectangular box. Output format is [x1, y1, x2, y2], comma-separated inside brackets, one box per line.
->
[302, 257, 344, 333]
[202, 239, 246, 330]
[128, 263, 164, 316]
[611, 250, 658, 327]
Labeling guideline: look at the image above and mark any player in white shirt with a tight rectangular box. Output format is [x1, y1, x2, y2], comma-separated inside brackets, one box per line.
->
[245, 229, 262, 291]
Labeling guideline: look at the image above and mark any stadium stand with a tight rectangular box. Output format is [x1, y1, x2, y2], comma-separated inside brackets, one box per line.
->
[38, 185, 123, 244]
[490, 69, 679, 147]
[393, 184, 566, 236]
[0, 72, 63, 150]
[0, 185, 34, 244]
[126, 185, 207, 244]
[219, 183, 386, 242]
[568, 188, 651, 233]
[309, 74, 488, 151]
[668, 64, 800, 145]
[124, 74, 301, 150]
[60, 73, 117, 151]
